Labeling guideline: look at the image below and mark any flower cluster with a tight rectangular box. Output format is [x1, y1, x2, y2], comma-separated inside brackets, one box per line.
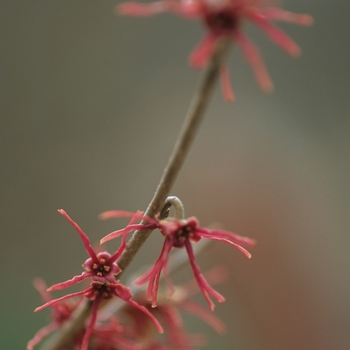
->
[118, 0, 313, 100]
[29, 209, 163, 350]
[27, 278, 83, 350]
[100, 197, 256, 310]
[120, 266, 229, 349]
[30, 200, 254, 349]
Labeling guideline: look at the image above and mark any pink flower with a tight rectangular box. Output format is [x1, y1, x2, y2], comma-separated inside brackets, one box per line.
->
[27, 278, 82, 350]
[121, 266, 229, 349]
[117, 0, 313, 100]
[47, 209, 132, 292]
[34, 281, 164, 350]
[100, 210, 256, 310]
[84, 317, 141, 350]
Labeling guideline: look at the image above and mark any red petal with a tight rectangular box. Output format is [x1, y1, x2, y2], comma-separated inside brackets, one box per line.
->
[58, 209, 98, 261]
[189, 33, 218, 68]
[220, 64, 235, 102]
[126, 299, 164, 334]
[47, 271, 92, 292]
[185, 242, 225, 311]
[81, 297, 100, 350]
[99, 210, 144, 221]
[27, 323, 58, 350]
[117, 1, 170, 16]
[34, 288, 89, 313]
[259, 8, 314, 26]
[248, 12, 301, 56]
[135, 239, 173, 308]
[180, 300, 226, 333]
[234, 31, 273, 92]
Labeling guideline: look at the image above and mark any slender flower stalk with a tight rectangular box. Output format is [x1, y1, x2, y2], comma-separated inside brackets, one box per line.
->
[40, 40, 230, 350]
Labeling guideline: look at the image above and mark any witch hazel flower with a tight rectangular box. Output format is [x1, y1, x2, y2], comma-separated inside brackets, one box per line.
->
[121, 266, 228, 349]
[47, 209, 134, 292]
[100, 196, 256, 310]
[27, 278, 82, 350]
[88, 317, 141, 350]
[118, 0, 313, 101]
[35, 280, 164, 350]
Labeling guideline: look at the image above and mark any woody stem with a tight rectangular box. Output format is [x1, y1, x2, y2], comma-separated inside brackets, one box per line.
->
[42, 39, 230, 350]
[117, 39, 230, 272]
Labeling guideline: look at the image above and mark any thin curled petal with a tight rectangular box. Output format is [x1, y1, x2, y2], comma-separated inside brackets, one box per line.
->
[185, 241, 225, 310]
[108, 211, 144, 261]
[81, 297, 100, 350]
[220, 64, 235, 102]
[160, 307, 193, 348]
[135, 239, 173, 308]
[259, 8, 314, 26]
[33, 278, 51, 302]
[99, 210, 145, 221]
[118, 1, 171, 16]
[196, 226, 256, 247]
[100, 210, 157, 244]
[234, 31, 273, 92]
[189, 33, 218, 68]
[247, 11, 301, 56]
[100, 223, 156, 244]
[27, 323, 58, 350]
[109, 232, 127, 263]
[126, 299, 164, 333]
[204, 235, 252, 258]
[182, 266, 230, 299]
[34, 288, 90, 313]
[116, 0, 180, 17]
[118, 0, 203, 18]
[180, 300, 226, 333]
[47, 271, 92, 292]
[58, 209, 98, 262]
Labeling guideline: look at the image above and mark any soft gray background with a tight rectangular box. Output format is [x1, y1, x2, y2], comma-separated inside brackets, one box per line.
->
[1, 0, 350, 349]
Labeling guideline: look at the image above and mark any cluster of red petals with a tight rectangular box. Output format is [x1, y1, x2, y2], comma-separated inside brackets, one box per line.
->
[47, 209, 126, 292]
[30, 209, 163, 350]
[88, 317, 142, 350]
[27, 278, 82, 350]
[121, 266, 229, 349]
[100, 210, 256, 310]
[34, 281, 163, 349]
[118, 0, 313, 100]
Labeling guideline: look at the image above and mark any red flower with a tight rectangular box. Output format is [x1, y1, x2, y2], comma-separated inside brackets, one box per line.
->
[100, 210, 256, 310]
[88, 317, 140, 350]
[34, 281, 164, 350]
[27, 278, 82, 350]
[117, 0, 313, 100]
[47, 209, 131, 292]
[121, 266, 228, 349]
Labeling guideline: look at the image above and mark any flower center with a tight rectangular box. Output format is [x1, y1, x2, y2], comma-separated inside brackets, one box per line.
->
[92, 282, 114, 299]
[173, 225, 194, 248]
[92, 257, 111, 277]
[205, 9, 239, 34]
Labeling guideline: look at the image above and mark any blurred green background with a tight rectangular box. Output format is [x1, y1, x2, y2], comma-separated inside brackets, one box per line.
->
[2, 0, 350, 349]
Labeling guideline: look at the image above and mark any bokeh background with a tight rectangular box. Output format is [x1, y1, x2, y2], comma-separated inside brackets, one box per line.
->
[2, 0, 350, 349]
